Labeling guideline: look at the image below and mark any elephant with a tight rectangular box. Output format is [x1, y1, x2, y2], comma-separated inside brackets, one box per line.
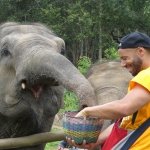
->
[85, 61, 133, 150]
[0, 22, 97, 150]
[86, 60, 133, 131]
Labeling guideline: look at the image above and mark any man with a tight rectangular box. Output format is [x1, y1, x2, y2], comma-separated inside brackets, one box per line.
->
[66, 31, 150, 150]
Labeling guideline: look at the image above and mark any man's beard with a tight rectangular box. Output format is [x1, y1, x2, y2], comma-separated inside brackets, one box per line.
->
[131, 55, 143, 76]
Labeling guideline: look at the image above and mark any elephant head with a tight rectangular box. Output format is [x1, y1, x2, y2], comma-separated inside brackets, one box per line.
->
[0, 22, 97, 149]
[86, 61, 133, 130]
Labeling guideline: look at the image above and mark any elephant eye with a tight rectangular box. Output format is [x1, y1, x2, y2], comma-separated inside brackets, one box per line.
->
[60, 47, 66, 56]
[1, 45, 10, 56]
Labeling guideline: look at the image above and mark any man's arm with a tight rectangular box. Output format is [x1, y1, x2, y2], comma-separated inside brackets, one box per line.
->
[77, 83, 150, 119]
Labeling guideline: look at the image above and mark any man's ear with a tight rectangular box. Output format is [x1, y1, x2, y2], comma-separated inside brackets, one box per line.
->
[136, 47, 145, 57]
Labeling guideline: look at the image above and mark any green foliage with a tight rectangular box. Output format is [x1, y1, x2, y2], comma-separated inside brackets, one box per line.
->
[45, 140, 60, 150]
[104, 47, 119, 60]
[44, 142, 59, 150]
[62, 89, 79, 112]
[77, 56, 91, 75]
[1, 0, 150, 64]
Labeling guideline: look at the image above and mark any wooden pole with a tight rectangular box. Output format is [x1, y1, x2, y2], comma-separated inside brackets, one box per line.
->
[0, 132, 65, 149]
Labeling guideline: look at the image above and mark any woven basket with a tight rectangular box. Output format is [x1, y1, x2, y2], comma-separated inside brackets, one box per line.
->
[62, 111, 103, 144]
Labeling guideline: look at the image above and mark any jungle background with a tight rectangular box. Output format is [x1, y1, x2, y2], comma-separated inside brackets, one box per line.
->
[0, 0, 150, 149]
[1, 0, 150, 65]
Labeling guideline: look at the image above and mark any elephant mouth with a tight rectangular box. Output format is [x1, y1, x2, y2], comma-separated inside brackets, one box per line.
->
[21, 78, 60, 99]
[21, 83, 43, 99]
[29, 85, 43, 99]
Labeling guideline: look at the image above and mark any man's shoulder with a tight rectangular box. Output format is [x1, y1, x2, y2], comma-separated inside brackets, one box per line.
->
[136, 67, 150, 77]
[131, 67, 150, 87]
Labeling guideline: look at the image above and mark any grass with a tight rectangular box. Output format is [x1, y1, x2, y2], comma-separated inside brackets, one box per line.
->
[44, 141, 60, 150]
[44, 128, 62, 150]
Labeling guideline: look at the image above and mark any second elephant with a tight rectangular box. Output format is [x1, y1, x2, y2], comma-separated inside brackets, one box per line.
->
[86, 61, 133, 131]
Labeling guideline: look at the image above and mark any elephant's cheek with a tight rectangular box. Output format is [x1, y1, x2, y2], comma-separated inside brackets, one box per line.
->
[4, 95, 19, 106]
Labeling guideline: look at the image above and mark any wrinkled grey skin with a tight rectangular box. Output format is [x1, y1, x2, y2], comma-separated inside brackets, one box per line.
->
[86, 61, 133, 150]
[86, 61, 133, 130]
[0, 22, 97, 150]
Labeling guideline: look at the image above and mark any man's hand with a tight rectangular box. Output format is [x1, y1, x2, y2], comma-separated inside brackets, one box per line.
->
[75, 109, 88, 118]
[66, 137, 94, 150]
[57, 146, 64, 150]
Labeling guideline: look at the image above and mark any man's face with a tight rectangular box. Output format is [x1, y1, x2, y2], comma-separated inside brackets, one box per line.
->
[118, 48, 143, 76]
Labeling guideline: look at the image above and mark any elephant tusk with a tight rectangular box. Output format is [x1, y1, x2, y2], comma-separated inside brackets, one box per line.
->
[21, 83, 26, 89]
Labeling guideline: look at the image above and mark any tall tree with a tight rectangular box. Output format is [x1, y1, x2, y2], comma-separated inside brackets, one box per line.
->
[0, 0, 150, 64]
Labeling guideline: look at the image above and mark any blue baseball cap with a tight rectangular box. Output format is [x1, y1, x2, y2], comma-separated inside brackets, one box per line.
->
[118, 31, 150, 49]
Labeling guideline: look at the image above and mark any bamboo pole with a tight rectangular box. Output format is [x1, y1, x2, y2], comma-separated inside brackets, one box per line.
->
[0, 132, 65, 149]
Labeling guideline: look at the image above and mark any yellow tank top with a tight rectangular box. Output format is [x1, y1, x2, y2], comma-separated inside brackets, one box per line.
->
[120, 67, 150, 149]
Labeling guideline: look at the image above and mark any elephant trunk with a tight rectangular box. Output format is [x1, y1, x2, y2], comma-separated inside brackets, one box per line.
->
[16, 49, 97, 109]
